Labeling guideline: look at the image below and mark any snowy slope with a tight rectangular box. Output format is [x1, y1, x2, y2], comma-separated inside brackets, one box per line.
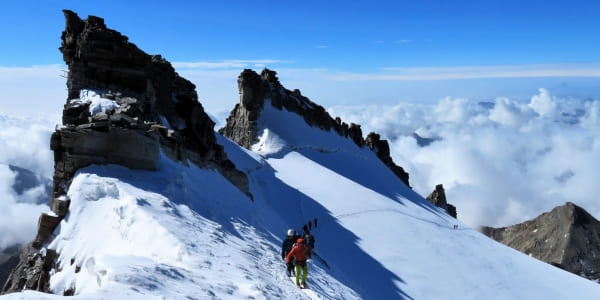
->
[3, 100, 600, 299]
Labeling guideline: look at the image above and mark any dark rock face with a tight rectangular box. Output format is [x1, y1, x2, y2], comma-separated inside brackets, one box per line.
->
[220, 68, 410, 187]
[0, 245, 21, 289]
[3, 10, 249, 295]
[481, 202, 600, 282]
[365, 133, 410, 187]
[425, 184, 457, 218]
[2, 245, 56, 293]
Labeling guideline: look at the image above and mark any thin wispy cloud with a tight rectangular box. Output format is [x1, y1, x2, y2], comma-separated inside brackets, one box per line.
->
[332, 64, 600, 81]
[396, 39, 412, 44]
[172, 59, 290, 70]
[315, 45, 329, 49]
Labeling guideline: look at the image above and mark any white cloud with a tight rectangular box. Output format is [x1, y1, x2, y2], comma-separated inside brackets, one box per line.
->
[0, 164, 49, 248]
[332, 64, 600, 81]
[488, 97, 534, 127]
[172, 59, 286, 70]
[0, 115, 55, 177]
[328, 89, 600, 228]
[528, 88, 557, 116]
[0, 116, 54, 248]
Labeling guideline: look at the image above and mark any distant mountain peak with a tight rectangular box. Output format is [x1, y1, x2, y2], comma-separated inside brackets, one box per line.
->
[482, 202, 600, 281]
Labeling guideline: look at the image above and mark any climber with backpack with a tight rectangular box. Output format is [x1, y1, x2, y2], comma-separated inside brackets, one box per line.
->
[286, 237, 309, 288]
[281, 229, 297, 276]
[303, 231, 315, 258]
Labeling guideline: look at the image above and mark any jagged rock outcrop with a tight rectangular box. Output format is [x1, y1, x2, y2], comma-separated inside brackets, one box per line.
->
[481, 202, 600, 281]
[365, 133, 410, 187]
[0, 245, 21, 288]
[426, 184, 457, 218]
[3, 10, 249, 295]
[219, 68, 410, 187]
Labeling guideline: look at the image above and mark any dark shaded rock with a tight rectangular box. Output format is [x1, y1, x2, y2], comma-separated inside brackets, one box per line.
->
[426, 184, 448, 207]
[425, 184, 457, 218]
[220, 68, 410, 187]
[365, 132, 410, 187]
[0, 245, 21, 289]
[50, 196, 70, 217]
[481, 202, 600, 282]
[2, 245, 56, 294]
[219, 70, 266, 149]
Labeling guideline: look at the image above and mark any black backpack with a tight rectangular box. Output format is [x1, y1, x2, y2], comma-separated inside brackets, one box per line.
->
[304, 234, 314, 248]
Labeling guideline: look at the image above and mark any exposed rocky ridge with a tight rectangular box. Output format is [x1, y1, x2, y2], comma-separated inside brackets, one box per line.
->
[3, 10, 248, 295]
[219, 68, 410, 187]
[426, 184, 457, 218]
[0, 245, 21, 288]
[481, 202, 600, 282]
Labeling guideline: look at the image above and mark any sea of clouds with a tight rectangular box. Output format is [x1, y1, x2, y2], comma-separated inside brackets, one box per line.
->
[329, 88, 600, 228]
[0, 115, 54, 249]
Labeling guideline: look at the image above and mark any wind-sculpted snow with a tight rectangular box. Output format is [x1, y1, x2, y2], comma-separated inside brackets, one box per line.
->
[2, 153, 357, 299]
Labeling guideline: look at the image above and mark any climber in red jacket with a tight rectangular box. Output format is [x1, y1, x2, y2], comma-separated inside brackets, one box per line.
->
[286, 238, 309, 288]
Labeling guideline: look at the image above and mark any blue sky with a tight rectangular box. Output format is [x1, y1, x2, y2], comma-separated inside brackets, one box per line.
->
[1, 0, 600, 117]
[3, 1, 600, 68]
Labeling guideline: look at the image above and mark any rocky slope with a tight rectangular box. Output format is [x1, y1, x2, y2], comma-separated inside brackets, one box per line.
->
[481, 202, 600, 282]
[219, 68, 411, 187]
[2, 10, 248, 294]
[0, 245, 20, 289]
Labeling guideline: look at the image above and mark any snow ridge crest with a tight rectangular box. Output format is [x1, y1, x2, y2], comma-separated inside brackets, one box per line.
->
[219, 68, 410, 186]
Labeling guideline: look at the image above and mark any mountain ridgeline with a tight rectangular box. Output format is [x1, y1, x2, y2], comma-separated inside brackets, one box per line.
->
[482, 202, 600, 282]
[219, 68, 411, 187]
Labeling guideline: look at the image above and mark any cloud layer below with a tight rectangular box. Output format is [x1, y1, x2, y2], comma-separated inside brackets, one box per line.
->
[328, 88, 600, 228]
[0, 116, 54, 248]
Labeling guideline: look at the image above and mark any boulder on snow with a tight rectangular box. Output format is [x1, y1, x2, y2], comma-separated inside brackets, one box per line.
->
[481, 202, 600, 282]
[426, 184, 457, 218]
